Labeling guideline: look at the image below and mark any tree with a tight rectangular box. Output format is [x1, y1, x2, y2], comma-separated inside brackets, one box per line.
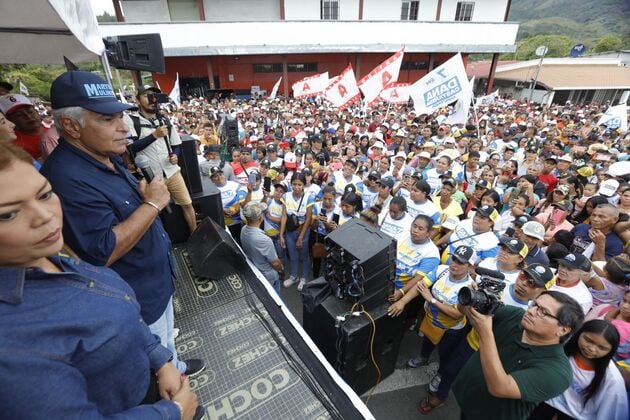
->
[508, 35, 575, 60]
[593, 34, 623, 53]
[97, 12, 117, 23]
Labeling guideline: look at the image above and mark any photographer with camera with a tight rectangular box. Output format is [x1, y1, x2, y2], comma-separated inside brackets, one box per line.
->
[452, 291, 584, 420]
[123, 86, 197, 234]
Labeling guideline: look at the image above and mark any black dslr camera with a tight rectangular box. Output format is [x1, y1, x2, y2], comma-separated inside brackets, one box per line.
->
[457, 267, 506, 316]
[147, 92, 171, 106]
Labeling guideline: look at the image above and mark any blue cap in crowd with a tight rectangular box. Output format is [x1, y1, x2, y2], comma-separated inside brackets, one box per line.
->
[51, 71, 135, 114]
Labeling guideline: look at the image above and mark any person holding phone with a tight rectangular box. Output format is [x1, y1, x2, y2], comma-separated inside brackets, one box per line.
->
[310, 185, 337, 277]
[535, 201, 574, 243]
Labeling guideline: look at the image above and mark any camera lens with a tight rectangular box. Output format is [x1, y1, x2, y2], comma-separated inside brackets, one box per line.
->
[457, 287, 474, 306]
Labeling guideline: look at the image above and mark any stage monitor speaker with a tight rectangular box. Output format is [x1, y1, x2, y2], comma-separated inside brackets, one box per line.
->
[303, 294, 405, 396]
[192, 184, 224, 229]
[187, 217, 241, 279]
[179, 135, 203, 194]
[160, 201, 189, 245]
[103, 34, 165, 73]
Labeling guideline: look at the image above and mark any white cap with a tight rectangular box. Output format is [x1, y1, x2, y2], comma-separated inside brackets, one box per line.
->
[0, 94, 33, 115]
[598, 179, 619, 197]
[418, 151, 432, 159]
[395, 151, 407, 160]
[522, 221, 545, 241]
[559, 154, 573, 163]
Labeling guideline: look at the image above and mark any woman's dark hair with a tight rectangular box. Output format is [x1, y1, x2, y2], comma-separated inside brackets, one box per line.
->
[571, 195, 609, 224]
[552, 229, 573, 249]
[564, 319, 619, 407]
[389, 196, 407, 212]
[320, 185, 336, 197]
[481, 189, 501, 212]
[517, 193, 530, 207]
[290, 172, 307, 186]
[438, 155, 452, 166]
[341, 191, 363, 212]
[566, 176, 584, 197]
[360, 204, 382, 226]
[413, 214, 434, 230]
[413, 179, 432, 197]
[546, 243, 570, 269]
[605, 256, 630, 286]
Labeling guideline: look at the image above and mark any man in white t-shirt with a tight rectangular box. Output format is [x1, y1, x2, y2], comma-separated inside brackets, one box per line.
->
[549, 253, 593, 314]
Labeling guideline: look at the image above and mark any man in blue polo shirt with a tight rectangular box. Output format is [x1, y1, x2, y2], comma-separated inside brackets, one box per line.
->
[41, 71, 204, 377]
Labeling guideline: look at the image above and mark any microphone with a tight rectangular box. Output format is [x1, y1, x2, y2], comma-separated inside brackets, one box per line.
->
[134, 155, 172, 214]
[474, 266, 506, 281]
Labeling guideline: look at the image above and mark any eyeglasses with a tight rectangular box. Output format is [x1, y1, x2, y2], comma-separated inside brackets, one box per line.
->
[527, 300, 560, 322]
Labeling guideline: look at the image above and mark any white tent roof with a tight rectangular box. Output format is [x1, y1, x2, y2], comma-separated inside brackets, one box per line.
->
[0, 0, 104, 64]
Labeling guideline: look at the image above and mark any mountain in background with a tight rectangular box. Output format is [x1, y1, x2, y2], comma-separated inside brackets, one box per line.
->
[509, 0, 630, 47]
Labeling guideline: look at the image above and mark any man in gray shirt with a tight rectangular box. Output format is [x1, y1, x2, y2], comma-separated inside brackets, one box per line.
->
[241, 202, 283, 294]
[200, 144, 236, 182]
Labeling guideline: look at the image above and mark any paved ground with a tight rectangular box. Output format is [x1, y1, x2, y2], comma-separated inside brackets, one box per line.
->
[280, 281, 462, 420]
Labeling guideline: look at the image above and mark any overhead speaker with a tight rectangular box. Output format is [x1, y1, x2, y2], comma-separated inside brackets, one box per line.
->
[179, 135, 203, 194]
[187, 217, 242, 279]
[103, 34, 165, 73]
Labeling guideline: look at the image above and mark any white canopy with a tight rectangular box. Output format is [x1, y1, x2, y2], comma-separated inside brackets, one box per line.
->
[0, 0, 104, 64]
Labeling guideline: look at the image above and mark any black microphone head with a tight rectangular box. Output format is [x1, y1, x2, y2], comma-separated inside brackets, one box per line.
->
[134, 155, 150, 169]
[475, 266, 505, 280]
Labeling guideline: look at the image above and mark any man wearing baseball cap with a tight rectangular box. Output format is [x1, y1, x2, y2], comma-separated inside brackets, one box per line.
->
[549, 253, 593, 314]
[0, 93, 47, 160]
[517, 221, 550, 267]
[502, 263, 553, 309]
[41, 71, 205, 377]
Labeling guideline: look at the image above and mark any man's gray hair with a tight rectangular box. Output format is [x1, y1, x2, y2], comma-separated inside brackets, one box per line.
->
[595, 202, 620, 217]
[53, 106, 86, 134]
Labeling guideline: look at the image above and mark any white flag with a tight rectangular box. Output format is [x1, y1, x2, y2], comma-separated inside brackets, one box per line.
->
[19, 81, 29, 96]
[379, 83, 412, 104]
[324, 64, 361, 111]
[358, 48, 405, 106]
[409, 53, 469, 115]
[269, 77, 282, 99]
[445, 77, 474, 126]
[169, 73, 180, 107]
[475, 89, 499, 107]
[292, 72, 329, 99]
[118, 90, 128, 104]
[597, 104, 628, 133]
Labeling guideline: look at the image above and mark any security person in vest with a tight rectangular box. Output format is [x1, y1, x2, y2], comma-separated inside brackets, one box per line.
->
[124, 86, 197, 234]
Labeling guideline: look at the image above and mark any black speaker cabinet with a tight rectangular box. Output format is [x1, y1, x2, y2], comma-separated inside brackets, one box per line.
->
[179, 135, 202, 194]
[186, 217, 242, 279]
[194, 179, 223, 228]
[222, 118, 240, 150]
[103, 34, 165, 73]
[160, 201, 189, 245]
[303, 294, 405, 395]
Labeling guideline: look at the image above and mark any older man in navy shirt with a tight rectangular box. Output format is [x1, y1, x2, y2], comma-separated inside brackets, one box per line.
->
[41, 71, 204, 377]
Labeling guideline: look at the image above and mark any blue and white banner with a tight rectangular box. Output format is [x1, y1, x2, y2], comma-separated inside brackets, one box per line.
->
[409, 53, 469, 115]
[597, 104, 627, 133]
[475, 89, 499, 107]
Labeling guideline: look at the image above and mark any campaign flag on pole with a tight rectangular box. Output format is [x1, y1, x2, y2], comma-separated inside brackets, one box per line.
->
[597, 104, 628, 133]
[475, 89, 499, 107]
[357, 48, 405, 106]
[409, 53, 468, 114]
[269, 77, 282, 99]
[445, 77, 474, 126]
[324, 64, 361, 111]
[169, 73, 180, 106]
[379, 83, 412, 104]
[292, 72, 329, 99]
[19, 81, 29, 96]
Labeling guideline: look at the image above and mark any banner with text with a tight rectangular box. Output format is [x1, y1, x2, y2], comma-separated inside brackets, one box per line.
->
[292, 72, 329, 99]
[324, 64, 361, 111]
[379, 83, 412, 104]
[445, 76, 474, 126]
[358, 48, 405, 106]
[409, 53, 468, 115]
[597, 104, 628, 133]
[475, 89, 499, 107]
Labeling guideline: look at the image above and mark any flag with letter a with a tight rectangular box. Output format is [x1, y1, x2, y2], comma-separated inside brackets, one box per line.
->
[324, 64, 361, 110]
[357, 48, 405, 106]
[409, 53, 468, 114]
[292, 72, 329, 99]
[379, 83, 411, 104]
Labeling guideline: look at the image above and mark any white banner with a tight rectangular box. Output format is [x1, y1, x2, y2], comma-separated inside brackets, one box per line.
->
[409, 53, 469, 114]
[597, 104, 628, 133]
[475, 89, 499, 107]
[292, 72, 329, 99]
[169, 73, 180, 107]
[269, 77, 282, 99]
[379, 83, 412, 104]
[324, 64, 361, 111]
[358, 48, 405, 106]
[19, 80, 29, 96]
[445, 76, 474, 126]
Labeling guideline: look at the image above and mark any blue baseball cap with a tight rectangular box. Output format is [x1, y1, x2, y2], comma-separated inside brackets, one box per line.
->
[51, 71, 136, 114]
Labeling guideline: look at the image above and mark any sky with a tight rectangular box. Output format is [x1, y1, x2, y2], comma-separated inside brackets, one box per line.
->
[90, 0, 115, 16]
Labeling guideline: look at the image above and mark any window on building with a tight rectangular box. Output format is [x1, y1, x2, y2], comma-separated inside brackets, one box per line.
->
[167, 0, 199, 21]
[253, 63, 283, 73]
[287, 63, 318, 72]
[401, 60, 428, 70]
[455, 2, 475, 21]
[321, 0, 339, 20]
[401, 1, 420, 21]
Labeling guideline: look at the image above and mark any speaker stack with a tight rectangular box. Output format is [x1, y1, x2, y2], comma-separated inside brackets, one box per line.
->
[103, 34, 165, 73]
[302, 219, 404, 395]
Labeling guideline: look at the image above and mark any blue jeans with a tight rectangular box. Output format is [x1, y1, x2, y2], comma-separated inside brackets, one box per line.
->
[285, 229, 311, 279]
[148, 297, 186, 373]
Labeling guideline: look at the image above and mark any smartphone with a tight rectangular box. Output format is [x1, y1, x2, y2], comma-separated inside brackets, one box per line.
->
[332, 213, 340, 224]
[320, 207, 327, 217]
[263, 176, 271, 191]
[319, 156, 326, 166]
[248, 173, 257, 186]
[551, 207, 565, 226]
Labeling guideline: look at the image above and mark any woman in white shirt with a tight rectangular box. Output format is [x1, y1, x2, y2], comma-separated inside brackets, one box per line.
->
[478, 237, 528, 285]
[380, 196, 413, 241]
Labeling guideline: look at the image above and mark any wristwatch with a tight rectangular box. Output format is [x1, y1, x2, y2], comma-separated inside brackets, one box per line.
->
[430, 298, 437, 305]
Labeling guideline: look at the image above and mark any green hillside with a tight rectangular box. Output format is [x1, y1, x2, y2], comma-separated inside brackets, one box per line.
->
[509, 0, 630, 47]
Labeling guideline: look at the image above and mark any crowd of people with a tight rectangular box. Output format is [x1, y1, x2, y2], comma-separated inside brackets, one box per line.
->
[0, 71, 629, 419]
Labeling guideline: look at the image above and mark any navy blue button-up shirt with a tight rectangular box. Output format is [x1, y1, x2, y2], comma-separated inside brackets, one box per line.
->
[41, 139, 175, 324]
[0, 254, 179, 418]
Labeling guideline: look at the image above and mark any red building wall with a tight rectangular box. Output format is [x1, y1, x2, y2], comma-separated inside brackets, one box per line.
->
[153, 52, 468, 97]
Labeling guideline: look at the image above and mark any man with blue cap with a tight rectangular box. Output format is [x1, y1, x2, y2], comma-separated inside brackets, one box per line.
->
[41, 71, 205, 378]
